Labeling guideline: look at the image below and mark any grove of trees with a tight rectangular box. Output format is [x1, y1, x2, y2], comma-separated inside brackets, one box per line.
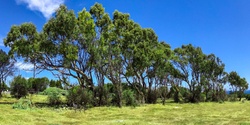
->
[1, 3, 248, 107]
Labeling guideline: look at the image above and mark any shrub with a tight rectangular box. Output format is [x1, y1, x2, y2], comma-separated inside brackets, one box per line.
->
[47, 91, 62, 106]
[122, 89, 137, 106]
[173, 91, 182, 103]
[43, 87, 64, 105]
[200, 93, 206, 102]
[12, 98, 32, 109]
[245, 94, 250, 100]
[10, 76, 28, 99]
[228, 94, 238, 101]
[147, 89, 158, 104]
[94, 85, 111, 106]
[66, 86, 93, 109]
[41, 87, 67, 96]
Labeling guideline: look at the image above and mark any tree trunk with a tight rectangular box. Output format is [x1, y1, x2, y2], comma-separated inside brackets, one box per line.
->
[116, 84, 122, 108]
[113, 81, 122, 108]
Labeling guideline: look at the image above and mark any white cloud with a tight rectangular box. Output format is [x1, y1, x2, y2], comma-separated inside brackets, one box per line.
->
[16, 0, 65, 19]
[15, 62, 34, 71]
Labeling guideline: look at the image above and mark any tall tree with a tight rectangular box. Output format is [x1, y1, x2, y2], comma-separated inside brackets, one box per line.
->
[40, 5, 95, 88]
[4, 23, 40, 78]
[173, 44, 206, 102]
[202, 54, 227, 101]
[228, 71, 248, 101]
[0, 49, 15, 97]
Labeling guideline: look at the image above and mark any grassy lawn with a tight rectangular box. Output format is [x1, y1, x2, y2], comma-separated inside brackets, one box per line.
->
[1, 95, 250, 125]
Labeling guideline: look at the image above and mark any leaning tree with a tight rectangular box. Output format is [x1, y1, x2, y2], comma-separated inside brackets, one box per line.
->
[0, 49, 15, 97]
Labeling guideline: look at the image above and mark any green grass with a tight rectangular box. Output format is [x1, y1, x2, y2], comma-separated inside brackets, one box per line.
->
[1, 95, 250, 125]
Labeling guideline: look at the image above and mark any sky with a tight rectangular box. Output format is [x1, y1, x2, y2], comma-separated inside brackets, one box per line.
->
[0, 0, 250, 88]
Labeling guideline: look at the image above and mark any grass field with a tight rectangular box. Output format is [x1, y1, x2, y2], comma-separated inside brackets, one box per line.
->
[1, 95, 250, 125]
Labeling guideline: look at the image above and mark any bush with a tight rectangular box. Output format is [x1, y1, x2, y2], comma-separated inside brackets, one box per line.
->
[228, 94, 238, 101]
[27, 77, 49, 93]
[47, 91, 62, 106]
[245, 94, 250, 100]
[147, 89, 158, 104]
[10, 76, 29, 99]
[200, 93, 206, 102]
[12, 98, 32, 109]
[94, 85, 111, 106]
[122, 89, 137, 106]
[41, 87, 67, 96]
[66, 86, 93, 109]
[42, 87, 64, 105]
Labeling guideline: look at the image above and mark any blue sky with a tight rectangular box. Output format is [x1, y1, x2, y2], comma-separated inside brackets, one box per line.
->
[0, 0, 250, 88]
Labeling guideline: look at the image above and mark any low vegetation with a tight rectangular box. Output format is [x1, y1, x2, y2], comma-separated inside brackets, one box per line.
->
[1, 95, 250, 125]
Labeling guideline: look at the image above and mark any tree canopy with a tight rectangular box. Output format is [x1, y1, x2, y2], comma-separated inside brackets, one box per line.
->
[3, 3, 248, 106]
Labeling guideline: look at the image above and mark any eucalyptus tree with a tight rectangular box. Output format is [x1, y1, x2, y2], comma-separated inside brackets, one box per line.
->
[202, 54, 227, 101]
[122, 27, 161, 103]
[228, 71, 241, 93]
[4, 23, 40, 78]
[0, 49, 15, 97]
[89, 3, 168, 105]
[5, 5, 97, 89]
[86, 3, 114, 106]
[148, 42, 173, 103]
[40, 5, 96, 89]
[173, 44, 206, 102]
[89, 3, 136, 107]
[238, 77, 248, 101]
[228, 71, 248, 101]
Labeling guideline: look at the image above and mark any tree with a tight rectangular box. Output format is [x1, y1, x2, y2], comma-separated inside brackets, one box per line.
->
[173, 44, 206, 102]
[202, 54, 227, 101]
[3, 3, 236, 106]
[4, 23, 40, 78]
[10, 76, 28, 99]
[0, 49, 15, 97]
[28, 77, 49, 93]
[49, 80, 63, 89]
[228, 71, 248, 101]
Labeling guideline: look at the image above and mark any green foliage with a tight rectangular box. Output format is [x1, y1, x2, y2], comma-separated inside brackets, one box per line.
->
[200, 93, 206, 102]
[41, 87, 67, 96]
[228, 71, 248, 101]
[28, 77, 49, 93]
[0, 82, 9, 92]
[0, 49, 15, 97]
[10, 76, 28, 99]
[47, 91, 62, 106]
[228, 94, 238, 102]
[244, 94, 250, 100]
[122, 89, 137, 106]
[49, 80, 63, 89]
[3, 2, 248, 107]
[43, 87, 63, 105]
[12, 98, 32, 109]
[66, 86, 94, 108]
[94, 84, 111, 106]
[40, 87, 65, 105]
[147, 90, 158, 104]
